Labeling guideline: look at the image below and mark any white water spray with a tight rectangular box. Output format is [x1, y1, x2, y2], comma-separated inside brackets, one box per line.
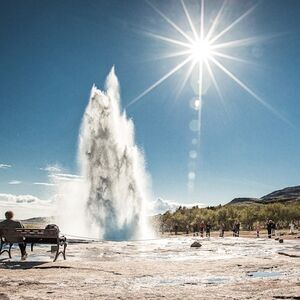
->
[61, 67, 151, 240]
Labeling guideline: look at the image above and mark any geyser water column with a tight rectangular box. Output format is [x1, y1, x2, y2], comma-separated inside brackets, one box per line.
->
[78, 67, 151, 241]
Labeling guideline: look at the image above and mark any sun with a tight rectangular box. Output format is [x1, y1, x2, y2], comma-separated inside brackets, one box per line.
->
[189, 39, 212, 62]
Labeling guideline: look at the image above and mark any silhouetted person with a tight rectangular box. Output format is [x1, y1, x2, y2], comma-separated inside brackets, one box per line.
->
[199, 221, 205, 238]
[271, 221, 276, 236]
[219, 223, 225, 237]
[256, 222, 260, 238]
[174, 224, 179, 235]
[267, 220, 273, 238]
[232, 221, 240, 237]
[186, 224, 189, 235]
[206, 222, 212, 237]
[235, 221, 240, 237]
[0, 211, 27, 260]
[232, 223, 236, 237]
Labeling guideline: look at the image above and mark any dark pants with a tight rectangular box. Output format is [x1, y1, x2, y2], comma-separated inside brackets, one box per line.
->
[267, 229, 272, 238]
[18, 243, 26, 256]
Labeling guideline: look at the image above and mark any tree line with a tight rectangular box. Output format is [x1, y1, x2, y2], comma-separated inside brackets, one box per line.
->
[153, 202, 300, 232]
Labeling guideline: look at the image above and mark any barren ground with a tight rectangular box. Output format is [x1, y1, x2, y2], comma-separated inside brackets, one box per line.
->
[0, 233, 299, 300]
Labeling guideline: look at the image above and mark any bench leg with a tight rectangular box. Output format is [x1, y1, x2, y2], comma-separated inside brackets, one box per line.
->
[31, 243, 34, 252]
[8, 243, 12, 258]
[53, 244, 60, 262]
[53, 242, 67, 262]
[0, 243, 12, 259]
[63, 242, 67, 260]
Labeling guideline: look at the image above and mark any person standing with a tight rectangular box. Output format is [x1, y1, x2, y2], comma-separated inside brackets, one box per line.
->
[0, 211, 27, 260]
[235, 221, 240, 237]
[186, 224, 189, 235]
[199, 221, 205, 238]
[219, 222, 225, 238]
[267, 220, 273, 238]
[256, 222, 260, 238]
[271, 221, 276, 237]
[232, 223, 237, 237]
[206, 222, 212, 238]
[174, 224, 179, 235]
[289, 221, 295, 234]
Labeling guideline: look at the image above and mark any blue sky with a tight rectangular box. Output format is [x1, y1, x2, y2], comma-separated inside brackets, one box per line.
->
[0, 0, 299, 207]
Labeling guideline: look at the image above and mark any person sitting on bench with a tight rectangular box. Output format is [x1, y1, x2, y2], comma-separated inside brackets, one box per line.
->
[0, 211, 27, 260]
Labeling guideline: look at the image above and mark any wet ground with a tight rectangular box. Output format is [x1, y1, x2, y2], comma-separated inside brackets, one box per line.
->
[0, 236, 299, 299]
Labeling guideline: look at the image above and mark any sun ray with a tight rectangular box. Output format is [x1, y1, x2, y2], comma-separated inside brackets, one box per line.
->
[200, 0, 204, 41]
[140, 50, 193, 64]
[209, 4, 258, 44]
[181, 0, 199, 41]
[203, 57, 225, 107]
[205, 0, 227, 42]
[127, 56, 193, 107]
[197, 58, 204, 139]
[144, 31, 191, 48]
[144, 49, 192, 62]
[211, 35, 268, 50]
[176, 59, 197, 99]
[209, 56, 291, 125]
[146, 0, 194, 44]
[211, 50, 252, 65]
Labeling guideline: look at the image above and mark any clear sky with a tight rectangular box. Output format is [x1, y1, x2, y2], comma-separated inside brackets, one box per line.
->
[0, 0, 299, 207]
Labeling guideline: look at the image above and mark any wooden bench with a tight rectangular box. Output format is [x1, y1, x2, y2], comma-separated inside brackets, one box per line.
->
[0, 228, 67, 262]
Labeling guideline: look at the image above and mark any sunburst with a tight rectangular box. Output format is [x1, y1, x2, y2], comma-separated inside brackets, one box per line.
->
[126, 0, 289, 192]
[127, 0, 288, 124]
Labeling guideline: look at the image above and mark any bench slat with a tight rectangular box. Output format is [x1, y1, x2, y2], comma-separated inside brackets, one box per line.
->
[15, 229, 59, 238]
[1, 228, 63, 242]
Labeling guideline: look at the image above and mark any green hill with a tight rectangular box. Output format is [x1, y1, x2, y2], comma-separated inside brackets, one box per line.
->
[228, 185, 300, 205]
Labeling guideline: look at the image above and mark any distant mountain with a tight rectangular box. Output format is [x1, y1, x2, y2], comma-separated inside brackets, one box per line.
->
[21, 217, 54, 224]
[227, 185, 300, 205]
[227, 197, 260, 205]
[0, 217, 53, 225]
[261, 186, 300, 203]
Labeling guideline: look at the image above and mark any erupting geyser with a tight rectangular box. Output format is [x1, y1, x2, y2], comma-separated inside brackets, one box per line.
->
[77, 67, 152, 240]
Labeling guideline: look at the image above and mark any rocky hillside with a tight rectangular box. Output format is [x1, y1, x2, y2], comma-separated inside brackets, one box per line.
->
[227, 197, 260, 205]
[228, 185, 300, 205]
[261, 186, 300, 202]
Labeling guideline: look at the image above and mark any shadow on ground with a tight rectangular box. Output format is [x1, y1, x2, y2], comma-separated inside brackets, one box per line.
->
[0, 260, 47, 270]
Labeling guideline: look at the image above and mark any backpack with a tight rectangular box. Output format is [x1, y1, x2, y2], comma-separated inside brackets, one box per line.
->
[45, 224, 59, 232]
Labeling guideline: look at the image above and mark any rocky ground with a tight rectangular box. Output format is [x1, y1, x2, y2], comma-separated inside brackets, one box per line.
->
[0, 234, 299, 300]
